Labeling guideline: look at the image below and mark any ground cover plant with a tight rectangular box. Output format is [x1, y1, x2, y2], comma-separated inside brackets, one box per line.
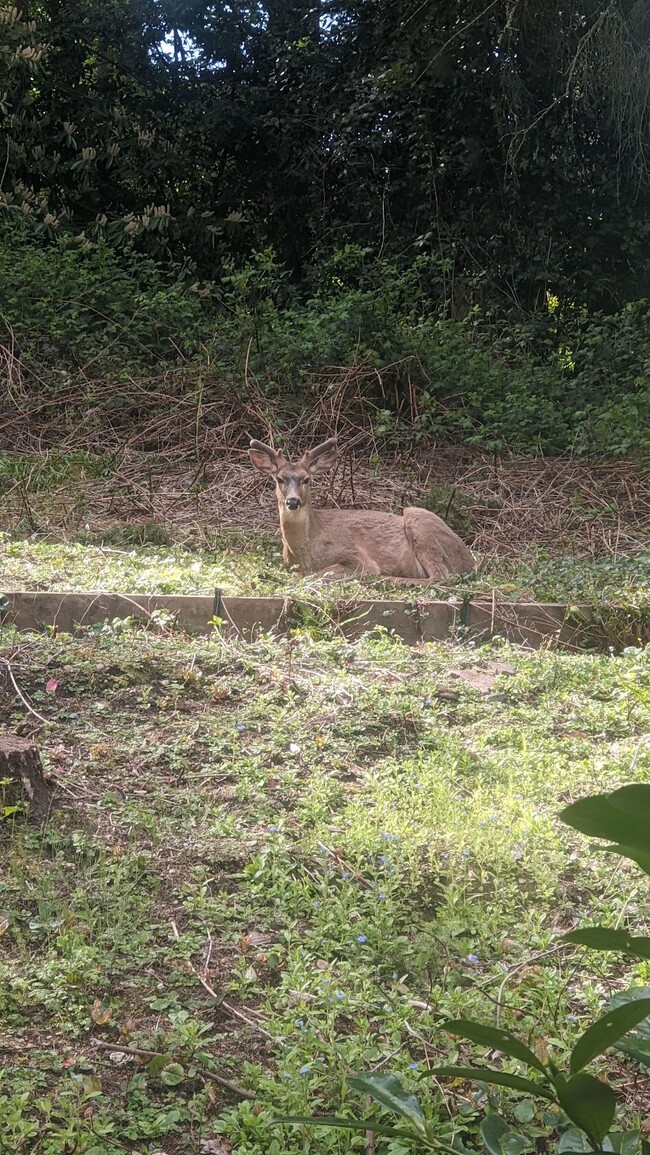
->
[1, 617, 649, 1154]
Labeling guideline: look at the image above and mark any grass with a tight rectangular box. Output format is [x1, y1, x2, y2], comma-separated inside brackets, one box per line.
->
[2, 530, 650, 609]
[1, 618, 649, 1154]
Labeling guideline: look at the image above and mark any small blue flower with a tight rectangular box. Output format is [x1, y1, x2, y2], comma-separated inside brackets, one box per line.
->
[235, 724, 246, 732]
[441, 852, 449, 860]
[341, 871, 350, 879]
[299, 1065, 311, 1075]
[423, 697, 432, 707]
[378, 854, 387, 864]
[313, 900, 321, 907]
[462, 850, 471, 857]
[489, 815, 498, 823]
[282, 1072, 291, 1079]
[467, 953, 479, 964]
[408, 1062, 420, 1070]
[378, 892, 386, 900]
[356, 934, 367, 943]
[335, 991, 345, 1000]
[566, 1013, 577, 1022]
[267, 825, 277, 833]
[295, 1019, 304, 1027]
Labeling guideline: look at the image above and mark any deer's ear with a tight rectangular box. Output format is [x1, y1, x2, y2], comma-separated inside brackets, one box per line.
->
[303, 439, 338, 476]
[249, 441, 280, 475]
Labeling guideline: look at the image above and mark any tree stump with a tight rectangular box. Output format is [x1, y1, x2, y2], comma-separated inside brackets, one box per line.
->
[0, 736, 53, 821]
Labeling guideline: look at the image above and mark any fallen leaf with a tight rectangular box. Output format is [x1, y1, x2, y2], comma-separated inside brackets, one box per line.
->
[90, 999, 113, 1026]
[242, 930, 271, 950]
[200, 1139, 233, 1154]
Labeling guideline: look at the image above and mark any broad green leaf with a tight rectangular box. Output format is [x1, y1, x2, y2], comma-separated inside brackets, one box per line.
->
[272, 1115, 417, 1140]
[430, 1066, 555, 1100]
[612, 1132, 645, 1155]
[609, 988, 650, 1069]
[442, 1020, 548, 1075]
[570, 998, 650, 1073]
[615, 1040, 650, 1067]
[159, 1062, 185, 1086]
[558, 1126, 592, 1153]
[145, 1052, 173, 1076]
[555, 1073, 616, 1145]
[480, 1112, 530, 1155]
[513, 1100, 535, 1124]
[557, 1126, 621, 1155]
[560, 787, 650, 859]
[599, 844, 650, 877]
[561, 928, 650, 960]
[347, 1073, 428, 1138]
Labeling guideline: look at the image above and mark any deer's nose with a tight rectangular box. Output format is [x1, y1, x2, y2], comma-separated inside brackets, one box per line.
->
[285, 497, 301, 511]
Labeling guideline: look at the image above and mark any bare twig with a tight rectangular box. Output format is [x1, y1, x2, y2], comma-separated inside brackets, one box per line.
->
[91, 1039, 256, 1099]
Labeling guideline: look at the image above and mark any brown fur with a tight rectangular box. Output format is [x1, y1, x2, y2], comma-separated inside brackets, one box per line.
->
[249, 438, 474, 580]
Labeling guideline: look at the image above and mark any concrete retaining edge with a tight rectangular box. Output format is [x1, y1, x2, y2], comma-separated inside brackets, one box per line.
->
[0, 588, 630, 649]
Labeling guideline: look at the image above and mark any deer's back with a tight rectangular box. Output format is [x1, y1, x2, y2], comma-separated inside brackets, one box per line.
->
[309, 507, 471, 578]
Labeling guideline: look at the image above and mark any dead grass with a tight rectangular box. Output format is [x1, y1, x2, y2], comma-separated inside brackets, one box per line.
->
[1, 363, 648, 559]
[2, 446, 648, 563]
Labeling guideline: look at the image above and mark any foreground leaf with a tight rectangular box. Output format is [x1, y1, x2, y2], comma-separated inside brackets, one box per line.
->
[480, 1112, 530, 1155]
[347, 1073, 429, 1138]
[560, 787, 650, 860]
[609, 988, 650, 1069]
[562, 928, 650, 960]
[555, 1073, 616, 1145]
[570, 998, 650, 1074]
[442, 1020, 548, 1075]
[431, 1066, 555, 1100]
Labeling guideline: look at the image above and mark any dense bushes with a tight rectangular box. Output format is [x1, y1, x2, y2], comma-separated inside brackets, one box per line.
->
[1, 225, 648, 458]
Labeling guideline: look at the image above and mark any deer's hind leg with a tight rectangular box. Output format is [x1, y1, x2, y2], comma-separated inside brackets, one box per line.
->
[402, 508, 474, 579]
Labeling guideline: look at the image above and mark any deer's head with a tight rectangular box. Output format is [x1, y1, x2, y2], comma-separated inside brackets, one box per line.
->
[249, 439, 338, 514]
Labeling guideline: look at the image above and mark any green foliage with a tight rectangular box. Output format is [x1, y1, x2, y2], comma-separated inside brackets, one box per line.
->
[0, 215, 649, 455]
[2, 622, 650, 1152]
[0, 223, 207, 368]
[303, 784, 650, 1153]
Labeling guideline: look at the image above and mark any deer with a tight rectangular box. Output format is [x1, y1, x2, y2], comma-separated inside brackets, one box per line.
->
[248, 438, 475, 581]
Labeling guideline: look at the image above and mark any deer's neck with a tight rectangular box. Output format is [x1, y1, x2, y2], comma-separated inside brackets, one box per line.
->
[278, 501, 315, 572]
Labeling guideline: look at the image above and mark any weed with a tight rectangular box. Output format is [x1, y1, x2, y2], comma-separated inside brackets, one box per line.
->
[0, 626, 648, 1152]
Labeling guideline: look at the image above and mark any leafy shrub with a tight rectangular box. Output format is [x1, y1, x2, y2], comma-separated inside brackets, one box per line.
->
[1, 227, 649, 458]
[0, 221, 208, 369]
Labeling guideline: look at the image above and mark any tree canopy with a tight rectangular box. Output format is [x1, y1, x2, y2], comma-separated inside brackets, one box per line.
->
[2, 0, 650, 311]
